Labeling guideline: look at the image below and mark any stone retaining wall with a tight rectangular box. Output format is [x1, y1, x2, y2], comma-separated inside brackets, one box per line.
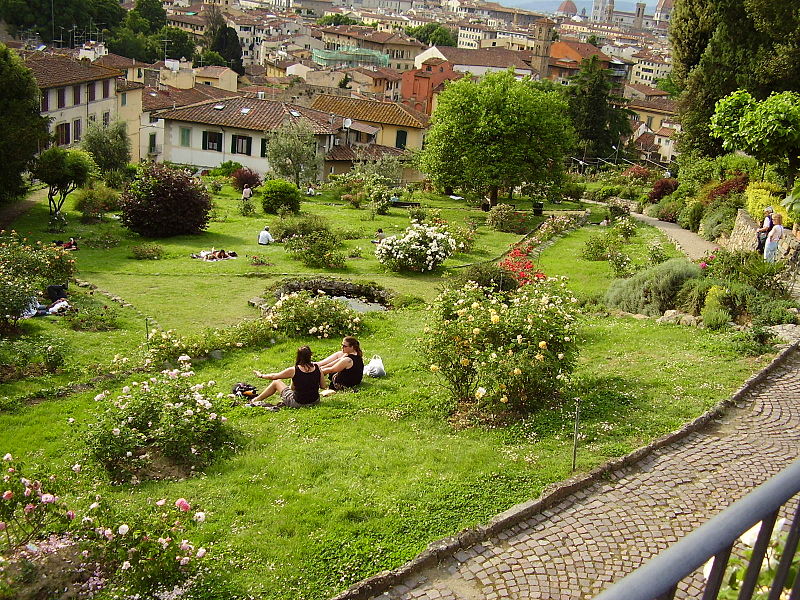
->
[725, 209, 800, 266]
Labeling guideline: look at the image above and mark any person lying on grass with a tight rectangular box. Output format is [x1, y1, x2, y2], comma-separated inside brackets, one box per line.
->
[252, 345, 327, 408]
[190, 249, 238, 261]
[317, 336, 364, 391]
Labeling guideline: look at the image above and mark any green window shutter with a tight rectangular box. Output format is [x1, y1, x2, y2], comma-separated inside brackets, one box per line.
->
[246, 137, 252, 156]
[231, 135, 238, 154]
[202, 131, 208, 150]
[261, 138, 267, 157]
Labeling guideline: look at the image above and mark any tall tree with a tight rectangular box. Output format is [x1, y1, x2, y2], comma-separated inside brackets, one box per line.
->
[131, 0, 166, 34]
[107, 27, 151, 62]
[317, 14, 361, 26]
[566, 55, 631, 160]
[0, 0, 89, 43]
[89, 0, 126, 31]
[417, 70, 575, 205]
[211, 26, 243, 74]
[202, 4, 226, 49]
[405, 23, 456, 46]
[193, 49, 227, 68]
[156, 26, 197, 61]
[0, 44, 50, 203]
[81, 120, 131, 175]
[266, 119, 322, 187]
[670, 0, 800, 157]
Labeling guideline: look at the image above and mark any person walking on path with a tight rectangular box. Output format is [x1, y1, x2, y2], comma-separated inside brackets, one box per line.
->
[241, 184, 253, 201]
[757, 206, 774, 254]
[764, 212, 784, 262]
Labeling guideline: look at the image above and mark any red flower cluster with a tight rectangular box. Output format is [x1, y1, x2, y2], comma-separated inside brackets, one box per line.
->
[498, 247, 546, 285]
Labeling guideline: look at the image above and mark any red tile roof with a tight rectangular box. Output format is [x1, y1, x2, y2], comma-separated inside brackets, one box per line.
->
[142, 84, 242, 112]
[155, 95, 349, 134]
[320, 25, 423, 47]
[627, 97, 677, 114]
[311, 95, 429, 128]
[23, 52, 122, 88]
[431, 47, 533, 70]
[95, 53, 151, 69]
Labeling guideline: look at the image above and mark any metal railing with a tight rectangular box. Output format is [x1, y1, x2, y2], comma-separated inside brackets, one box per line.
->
[595, 458, 800, 600]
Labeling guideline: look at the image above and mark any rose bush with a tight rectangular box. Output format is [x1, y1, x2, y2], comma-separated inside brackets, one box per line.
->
[375, 223, 456, 272]
[261, 291, 361, 339]
[86, 360, 234, 481]
[422, 279, 580, 415]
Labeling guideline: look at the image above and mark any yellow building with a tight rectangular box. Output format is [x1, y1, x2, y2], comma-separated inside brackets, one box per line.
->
[116, 79, 145, 162]
[310, 94, 428, 150]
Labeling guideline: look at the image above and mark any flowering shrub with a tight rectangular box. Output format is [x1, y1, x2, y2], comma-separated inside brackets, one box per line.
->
[77, 495, 210, 597]
[621, 165, 651, 181]
[607, 248, 634, 278]
[86, 360, 234, 481]
[131, 242, 164, 260]
[486, 204, 531, 233]
[510, 213, 586, 258]
[0, 454, 74, 551]
[647, 240, 668, 265]
[63, 294, 120, 332]
[261, 291, 361, 339]
[498, 247, 546, 285]
[375, 223, 456, 272]
[611, 216, 637, 240]
[284, 230, 346, 269]
[422, 280, 579, 415]
[0, 231, 76, 329]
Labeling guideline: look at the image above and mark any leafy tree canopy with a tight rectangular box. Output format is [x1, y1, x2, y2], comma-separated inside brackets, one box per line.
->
[157, 25, 196, 61]
[81, 120, 131, 175]
[405, 23, 456, 46]
[0, 43, 50, 203]
[317, 14, 361, 26]
[266, 119, 322, 187]
[193, 49, 227, 68]
[710, 89, 800, 186]
[417, 69, 575, 204]
[33, 147, 97, 227]
[132, 0, 165, 34]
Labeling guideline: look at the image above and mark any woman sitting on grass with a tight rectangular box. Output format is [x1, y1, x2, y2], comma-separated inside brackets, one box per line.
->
[252, 345, 326, 408]
[318, 336, 364, 391]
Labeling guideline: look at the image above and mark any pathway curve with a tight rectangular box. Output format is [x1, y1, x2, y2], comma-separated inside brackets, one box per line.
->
[339, 347, 800, 600]
[628, 212, 718, 260]
[0, 188, 47, 231]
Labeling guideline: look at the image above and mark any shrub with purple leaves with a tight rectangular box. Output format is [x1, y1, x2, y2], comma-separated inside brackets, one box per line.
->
[120, 164, 212, 238]
[231, 167, 262, 191]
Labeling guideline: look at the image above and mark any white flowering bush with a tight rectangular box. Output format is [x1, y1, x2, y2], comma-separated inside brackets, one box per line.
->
[261, 291, 361, 339]
[375, 223, 457, 272]
[86, 359, 234, 481]
[423, 279, 580, 415]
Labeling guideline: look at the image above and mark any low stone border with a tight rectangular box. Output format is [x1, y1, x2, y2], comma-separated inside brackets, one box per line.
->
[330, 340, 800, 600]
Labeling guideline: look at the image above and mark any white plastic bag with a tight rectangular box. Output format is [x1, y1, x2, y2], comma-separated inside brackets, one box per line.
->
[363, 355, 386, 378]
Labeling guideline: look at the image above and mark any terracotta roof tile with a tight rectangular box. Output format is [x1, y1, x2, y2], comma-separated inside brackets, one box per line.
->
[23, 52, 122, 88]
[628, 97, 677, 114]
[432, 47, 533, 70]
[320, 25, 423, 47]
[142, 84, 242, 112]
[311, 95, 429, 128]
[95, 53, 151, 69]
[155, 95, 348, 134]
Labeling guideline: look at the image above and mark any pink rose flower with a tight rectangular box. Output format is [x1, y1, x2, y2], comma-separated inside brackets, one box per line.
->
[24, 503, 35, 514]
[2, 490, 12, 500]
[41, 493, 56, 504]
[66, 510, 75, 520]
[155, 498, 166, 506]
[0, 522, 6, 531]
[175, 498, 191, 512]
[196, 547, 207, 558]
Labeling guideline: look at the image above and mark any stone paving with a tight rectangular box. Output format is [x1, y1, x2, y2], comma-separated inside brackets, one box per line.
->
[350, 349, 800, 600]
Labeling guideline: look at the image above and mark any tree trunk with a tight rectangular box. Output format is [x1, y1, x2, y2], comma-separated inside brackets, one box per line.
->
[489, 186, 499, 206]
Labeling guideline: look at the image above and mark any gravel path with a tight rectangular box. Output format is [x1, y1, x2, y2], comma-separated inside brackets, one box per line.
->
[0, 188, 47, 231]
[628, 212, 719, 260]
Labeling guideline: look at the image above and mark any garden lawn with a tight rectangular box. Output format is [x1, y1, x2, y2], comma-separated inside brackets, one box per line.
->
[0, 187, 773, 599]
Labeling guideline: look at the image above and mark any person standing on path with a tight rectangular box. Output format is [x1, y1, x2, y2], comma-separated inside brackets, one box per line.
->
[764, 212, 784, 263]
[757, 206, 774, 253]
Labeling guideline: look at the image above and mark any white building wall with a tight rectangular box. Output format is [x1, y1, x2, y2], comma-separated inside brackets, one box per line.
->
[42, 80, 117, 146]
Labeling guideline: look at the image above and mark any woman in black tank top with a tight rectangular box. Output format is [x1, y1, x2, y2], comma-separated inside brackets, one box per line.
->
[252, 346, 326, 408]
[318, 336, 364, 390]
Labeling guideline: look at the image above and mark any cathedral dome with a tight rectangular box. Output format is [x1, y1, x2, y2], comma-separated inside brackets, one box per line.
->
[557, 0, 578, 15]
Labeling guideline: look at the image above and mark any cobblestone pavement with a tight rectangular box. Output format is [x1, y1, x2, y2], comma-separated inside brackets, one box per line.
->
[629, 212, 718, 260]
[364, 351, 800, 600]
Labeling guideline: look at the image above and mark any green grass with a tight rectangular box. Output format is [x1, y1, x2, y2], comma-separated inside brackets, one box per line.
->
[0, 185, 774, 599]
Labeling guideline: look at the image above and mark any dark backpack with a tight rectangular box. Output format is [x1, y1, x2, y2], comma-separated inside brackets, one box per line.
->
[232, 382, 258, 399]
